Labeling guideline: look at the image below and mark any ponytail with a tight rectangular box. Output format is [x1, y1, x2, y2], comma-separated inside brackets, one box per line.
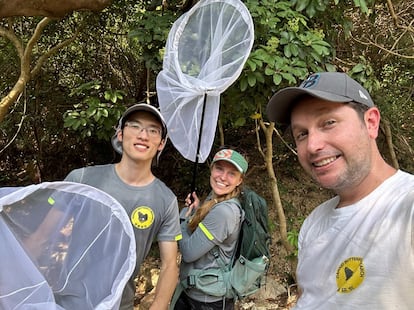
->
[188, 186, 241, 232]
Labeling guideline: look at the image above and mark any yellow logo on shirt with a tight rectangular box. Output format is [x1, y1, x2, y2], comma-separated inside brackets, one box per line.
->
[131, 206, 154, 229]
[336, 256, 365, 293]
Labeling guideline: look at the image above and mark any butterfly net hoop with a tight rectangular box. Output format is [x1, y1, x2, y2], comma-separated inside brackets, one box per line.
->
[157, 0, 254, 163]
[0, 182, 136, 310]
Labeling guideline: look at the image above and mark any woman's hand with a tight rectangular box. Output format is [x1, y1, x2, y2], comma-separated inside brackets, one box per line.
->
[184, 192, 199, 217]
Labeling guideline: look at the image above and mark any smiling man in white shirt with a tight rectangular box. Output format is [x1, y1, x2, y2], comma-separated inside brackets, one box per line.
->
[267, 72, 414, 310]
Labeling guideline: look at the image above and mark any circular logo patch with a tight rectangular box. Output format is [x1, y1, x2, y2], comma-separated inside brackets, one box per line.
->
[336, 257, 365, 293]
[131, 206, 154, 229]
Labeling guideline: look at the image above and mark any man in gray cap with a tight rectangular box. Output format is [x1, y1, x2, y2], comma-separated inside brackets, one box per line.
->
[267, 72, 414, 309]
[65, 103, 182, 310]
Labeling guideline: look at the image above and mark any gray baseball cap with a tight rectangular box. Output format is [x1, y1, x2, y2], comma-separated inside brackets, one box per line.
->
[111, 103, 167, 154]
[266, 72, 374, 125]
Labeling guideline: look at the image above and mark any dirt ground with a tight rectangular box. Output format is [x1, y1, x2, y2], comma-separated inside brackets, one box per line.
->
[134, 255, 300, 309]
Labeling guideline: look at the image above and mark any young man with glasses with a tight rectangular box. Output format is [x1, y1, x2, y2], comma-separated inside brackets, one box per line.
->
[65, 103, 182, 310]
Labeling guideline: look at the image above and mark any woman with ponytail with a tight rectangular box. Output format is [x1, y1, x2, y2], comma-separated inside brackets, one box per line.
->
[173, 148, 248, 310]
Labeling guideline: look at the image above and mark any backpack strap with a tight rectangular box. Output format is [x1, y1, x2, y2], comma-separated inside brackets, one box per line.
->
[209, 197, 243, 270]
[169, 268, 205, 309]
[210, 246, 231, 270]
[169, 281, 184, 310]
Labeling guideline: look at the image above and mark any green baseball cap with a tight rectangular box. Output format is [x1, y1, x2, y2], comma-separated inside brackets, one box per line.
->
[212, 149, 248, 174]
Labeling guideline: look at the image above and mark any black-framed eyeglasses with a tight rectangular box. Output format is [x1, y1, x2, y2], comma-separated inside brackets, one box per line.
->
[124, 121, 162, 138]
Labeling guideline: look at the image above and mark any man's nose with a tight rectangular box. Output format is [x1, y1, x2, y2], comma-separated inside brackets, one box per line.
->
[306, 130, 325, 153]
[137, 127, 149, 138]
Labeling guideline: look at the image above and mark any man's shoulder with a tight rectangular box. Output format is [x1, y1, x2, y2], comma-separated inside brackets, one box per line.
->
[304, 196, 338, 222]
[86, 163, 112, 170]
[65, 164, 114, 181]
[71, 164, 112, 173]
[153, 177, 176, 198]
[396, 170, 414, 185]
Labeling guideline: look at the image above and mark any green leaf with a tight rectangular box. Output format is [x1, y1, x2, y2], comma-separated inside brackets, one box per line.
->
[312, 44, 326, 55]
[281, 72, 296, 84]
[234, 117, 246, 127]
[247, 74, 257, 87]
[73, 120, 82, 130]
[265, 67, 275, 76]
[240, 78, 248, 91]
[68, 111, 80, 117]
[255, 72, 265, 84]
[273, 74, 282, 85]
[351, 63, 365, 73]
[250, 112, 261, 120]
[104, 91, 112, 101]
[289, 43, 299, 57]
[306, 5, 317, 18]
[325, 63, 337, 72]
[247, 59, 257, 71]
[87, 109, 97, 118]
[295, 0, 310, 12]
[310, 51, 322, 62]
[358, 0, 369, 14]
[284, 45, 292, 58]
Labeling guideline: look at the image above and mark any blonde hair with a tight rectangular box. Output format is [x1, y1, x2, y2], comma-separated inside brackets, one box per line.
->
[188, 185, 242, 232]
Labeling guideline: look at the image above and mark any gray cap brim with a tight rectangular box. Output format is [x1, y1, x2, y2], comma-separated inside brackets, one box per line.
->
[267, 87, 354, 125]
[266, 72, 374, 125]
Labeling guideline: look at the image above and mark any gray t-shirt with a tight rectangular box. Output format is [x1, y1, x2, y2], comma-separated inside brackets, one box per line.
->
[65, 164, 181, 309]
[178, 197, 243, 302]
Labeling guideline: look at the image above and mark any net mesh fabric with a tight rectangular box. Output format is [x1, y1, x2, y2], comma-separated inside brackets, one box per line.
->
[0, 182, 136, 310]
[157, 0, 254, 163]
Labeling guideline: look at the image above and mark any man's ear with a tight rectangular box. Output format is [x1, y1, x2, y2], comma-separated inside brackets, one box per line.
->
[364, 107, 380, 139]
[117, 129, 123, 142]
[157, 138, 166, 152]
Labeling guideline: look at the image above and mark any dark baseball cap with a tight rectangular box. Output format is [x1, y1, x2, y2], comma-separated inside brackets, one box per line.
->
[111, 103, 167, 154]
[266, 72, 374, 125]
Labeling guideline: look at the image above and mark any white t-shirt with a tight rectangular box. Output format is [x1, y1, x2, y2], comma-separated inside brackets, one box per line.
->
[295, 170, 414, 310]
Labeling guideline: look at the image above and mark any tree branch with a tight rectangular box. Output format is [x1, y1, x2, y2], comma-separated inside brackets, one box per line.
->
[386, 0, 399, 27]
[385, 0, 414, 33]
[350, 32, 414, 59]
[0, 94, 26, 154]
[31, 25, 82, 77]
[0, 25, 24, 59]
[23, 17, 53, 70]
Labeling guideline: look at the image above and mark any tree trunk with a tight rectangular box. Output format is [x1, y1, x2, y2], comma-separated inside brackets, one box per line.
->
[259, 119, 294, 256]
[0, 76, 27, 122]
[381, 119, 399, 169]
[0, 17, 80, 122]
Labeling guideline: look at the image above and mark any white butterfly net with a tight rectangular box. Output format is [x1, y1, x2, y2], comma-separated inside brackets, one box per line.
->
[0, 182, 136, 310]
[157, 0, 254, 163]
